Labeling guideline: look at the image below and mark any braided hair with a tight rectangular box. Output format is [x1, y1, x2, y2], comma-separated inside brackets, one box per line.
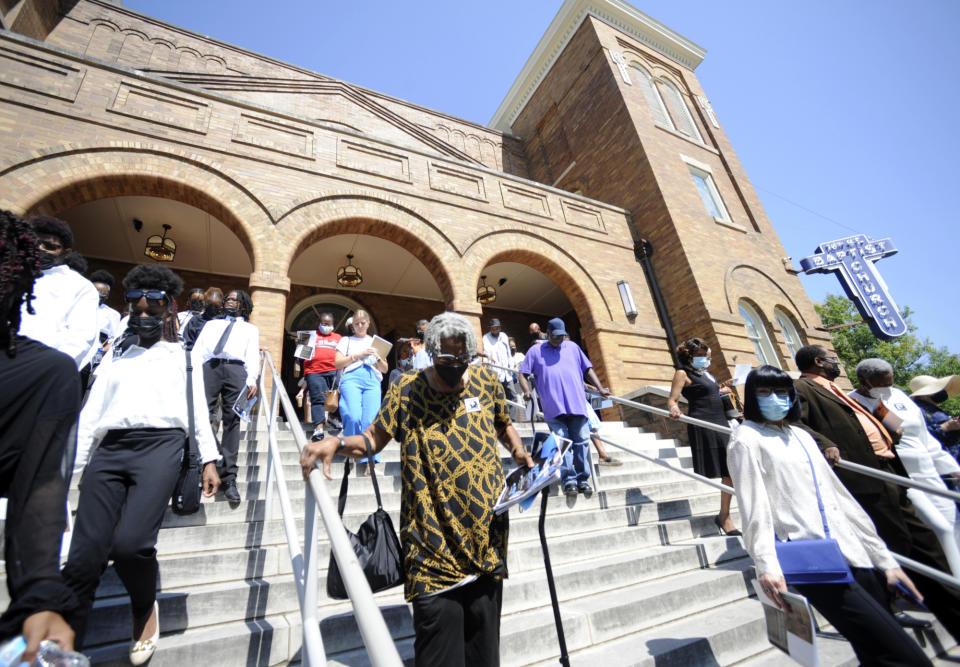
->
[228, 289, 253, 319]
[0, 210, 41, 357]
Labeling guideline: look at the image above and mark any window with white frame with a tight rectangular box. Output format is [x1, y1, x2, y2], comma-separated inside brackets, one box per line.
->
[775, 308, 804, 361]
[683, 158, 730, 222]
[630, 63, 672, 129]
[659, 79, 703, 142]
[739, 301, 780, 368]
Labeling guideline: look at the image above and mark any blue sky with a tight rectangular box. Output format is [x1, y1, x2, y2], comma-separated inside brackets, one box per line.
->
[125, 0, 960, 351]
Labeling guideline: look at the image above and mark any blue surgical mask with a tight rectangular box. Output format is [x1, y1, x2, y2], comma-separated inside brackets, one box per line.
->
[318, 324, 333, 335]
[691, 356, 710, 370]
[758, 394, 792, 422]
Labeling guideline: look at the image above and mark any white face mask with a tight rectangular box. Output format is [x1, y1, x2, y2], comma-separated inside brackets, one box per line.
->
[870, 386, 893, 402]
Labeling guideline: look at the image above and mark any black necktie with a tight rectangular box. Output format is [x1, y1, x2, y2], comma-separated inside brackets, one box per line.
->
[213, 317, 236, 357]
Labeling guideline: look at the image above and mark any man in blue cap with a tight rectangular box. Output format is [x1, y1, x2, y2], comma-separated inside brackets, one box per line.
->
[518, 317, 610, 495]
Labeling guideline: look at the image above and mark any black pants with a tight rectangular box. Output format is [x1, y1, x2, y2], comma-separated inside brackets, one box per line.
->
[412, 576, 502, 667]
[795, 568, 931, 666]
[203, 359, 246, 484]
[61, 428, 183, 646]
[858, 488, 960, 643]
[0, 337, 80, 640]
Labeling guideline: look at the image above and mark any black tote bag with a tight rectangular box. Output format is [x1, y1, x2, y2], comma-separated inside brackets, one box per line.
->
[326, 435, 404, 599]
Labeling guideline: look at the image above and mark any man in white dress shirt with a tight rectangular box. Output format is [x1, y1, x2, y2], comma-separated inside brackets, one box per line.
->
[480, 318, 517, 405]
[191, 289, 260, 502]
[77, 270, 122, 387]
[18, 217, 98, 370]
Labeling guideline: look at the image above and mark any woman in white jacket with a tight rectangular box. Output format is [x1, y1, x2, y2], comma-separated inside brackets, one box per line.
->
[850, 358, 960, 576]
[728, 365, 929, 666]
[62, 265, 221, 664]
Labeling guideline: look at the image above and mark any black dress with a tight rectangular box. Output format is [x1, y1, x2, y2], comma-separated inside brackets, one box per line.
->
[680, 369, 730, 479]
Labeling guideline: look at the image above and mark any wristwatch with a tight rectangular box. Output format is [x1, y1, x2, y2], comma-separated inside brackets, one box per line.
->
[337, 434, 346, 452]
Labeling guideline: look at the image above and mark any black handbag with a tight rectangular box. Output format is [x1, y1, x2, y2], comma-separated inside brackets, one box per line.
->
[774, 432, 854, 585]
[326, 434, 404, 599]
[172, 348, 203, 515]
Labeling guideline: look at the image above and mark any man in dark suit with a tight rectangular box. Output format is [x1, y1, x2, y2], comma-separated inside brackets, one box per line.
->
[794, 344, 960, 640]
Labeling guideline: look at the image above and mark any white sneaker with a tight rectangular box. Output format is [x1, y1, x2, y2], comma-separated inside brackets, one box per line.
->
[311, 425, 325, 441]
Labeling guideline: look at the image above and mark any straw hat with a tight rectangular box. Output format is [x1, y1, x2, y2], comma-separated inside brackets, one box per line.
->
[909, 374, 960, 398]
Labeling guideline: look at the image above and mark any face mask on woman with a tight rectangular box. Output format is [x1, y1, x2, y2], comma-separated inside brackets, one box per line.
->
[318, 324, 333, 335]
[436, 363, 467, 387]
[127, 315, 164, 342]
[691, 356, 710, 370]
[758, 393, 792, 422]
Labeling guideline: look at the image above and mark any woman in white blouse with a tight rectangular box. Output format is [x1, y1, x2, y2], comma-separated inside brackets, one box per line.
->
[850, 358, 960, 576]
[334, 309, 388, 471]
[62, 265, 221, 664]
[728, 365, 930, 666]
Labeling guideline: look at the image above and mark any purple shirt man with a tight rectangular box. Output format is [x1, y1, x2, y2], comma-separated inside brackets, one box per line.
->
[518, 317, 610, 496]
[519, 337, 592, 419]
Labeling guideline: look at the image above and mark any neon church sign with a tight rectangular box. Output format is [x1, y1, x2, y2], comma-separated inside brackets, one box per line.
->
[799, 234, 906, 340]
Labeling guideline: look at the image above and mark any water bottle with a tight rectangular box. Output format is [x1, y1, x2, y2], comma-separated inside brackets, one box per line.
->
[0, 636, 89, 667]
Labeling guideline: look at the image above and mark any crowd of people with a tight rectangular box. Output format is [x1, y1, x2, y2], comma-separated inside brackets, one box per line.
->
[3, 205, 960, 666]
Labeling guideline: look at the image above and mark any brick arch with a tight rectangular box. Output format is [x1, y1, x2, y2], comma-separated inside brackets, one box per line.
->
[723, 264, 810, 327]
[0, 148, 272, 270]
[273, 196, 460, 307]
[461, 232, 613, 329]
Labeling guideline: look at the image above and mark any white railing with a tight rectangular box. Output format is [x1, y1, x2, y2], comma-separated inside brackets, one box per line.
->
[257, 351, 402, 667]
[588, 390, 960, 590]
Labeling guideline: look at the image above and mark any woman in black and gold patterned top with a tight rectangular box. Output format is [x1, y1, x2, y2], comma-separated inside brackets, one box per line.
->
[301, 312, 533, 667]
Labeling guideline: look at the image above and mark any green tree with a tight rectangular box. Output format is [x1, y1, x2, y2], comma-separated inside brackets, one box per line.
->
[815, 294, 960, 414]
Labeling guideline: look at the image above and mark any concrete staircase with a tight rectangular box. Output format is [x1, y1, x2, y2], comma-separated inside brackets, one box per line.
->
[5, 420, 957, 665]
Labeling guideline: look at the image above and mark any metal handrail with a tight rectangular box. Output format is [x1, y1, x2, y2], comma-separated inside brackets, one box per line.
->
[587, 391, 960, 589]
[484, 361, 960, 588]
[593, 391, 960, 504]
[258, 351, 402, 667]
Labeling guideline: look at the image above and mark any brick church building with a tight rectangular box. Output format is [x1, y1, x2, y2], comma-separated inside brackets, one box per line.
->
[0, 0, 832, 393]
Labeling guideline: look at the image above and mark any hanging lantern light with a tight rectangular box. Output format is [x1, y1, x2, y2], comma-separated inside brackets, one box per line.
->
[337, 254, 363, 287]
[144, 224, 176, 262]
[476, 274, 496, 304]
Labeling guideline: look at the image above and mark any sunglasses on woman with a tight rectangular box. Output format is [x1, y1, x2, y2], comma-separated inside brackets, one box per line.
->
[125, 289, 168, 305]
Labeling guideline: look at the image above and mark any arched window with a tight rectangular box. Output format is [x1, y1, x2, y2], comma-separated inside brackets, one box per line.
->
[285, 294, 376, 337]
[659, 79, 703, 142]
[630, 63, 672, 129]
[739, 301, 780, 367]
[775, 308, 804, 361]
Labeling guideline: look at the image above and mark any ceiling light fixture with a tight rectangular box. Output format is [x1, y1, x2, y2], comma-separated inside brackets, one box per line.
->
[337, 254, 363, 287]
[476, 274, 497, 305]
[144, 224, 176, 262]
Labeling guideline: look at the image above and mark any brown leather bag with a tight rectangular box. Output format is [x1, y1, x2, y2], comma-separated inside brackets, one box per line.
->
[324, 372, 342, 413]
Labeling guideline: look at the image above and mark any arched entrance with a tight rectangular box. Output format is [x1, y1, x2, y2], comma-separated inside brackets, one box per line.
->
[37, 193, 254, 316]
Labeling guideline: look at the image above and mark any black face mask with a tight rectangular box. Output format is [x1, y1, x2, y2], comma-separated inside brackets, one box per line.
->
[98, 294, 108, 306]
[189, 300, 203, 313]
[416, 330, 425, 342]
[204, 303, 223, 319]
[821, 359, 841, 380]
[127, 315, 164, 341]
[435, 363, 467, 387]
[930, 389, 949, 404]
[36, 251, 57, 270]
[224, 307, 240, 318]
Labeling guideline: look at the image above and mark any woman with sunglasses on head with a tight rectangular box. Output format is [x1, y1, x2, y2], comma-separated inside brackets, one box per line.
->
[728, 365, 930, 666]
[667, 337, 740, 535]
[62, 264, 221, 664]
[334, 309, 388, 473]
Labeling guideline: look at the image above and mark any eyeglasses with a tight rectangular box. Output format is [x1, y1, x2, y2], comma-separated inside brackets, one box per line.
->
[125, 289, 168, 304]
[435, 353, 474, 365]
[755, 388, 791, 397]
[818, 356, 839, 364]
[38, 239, 63, 252]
